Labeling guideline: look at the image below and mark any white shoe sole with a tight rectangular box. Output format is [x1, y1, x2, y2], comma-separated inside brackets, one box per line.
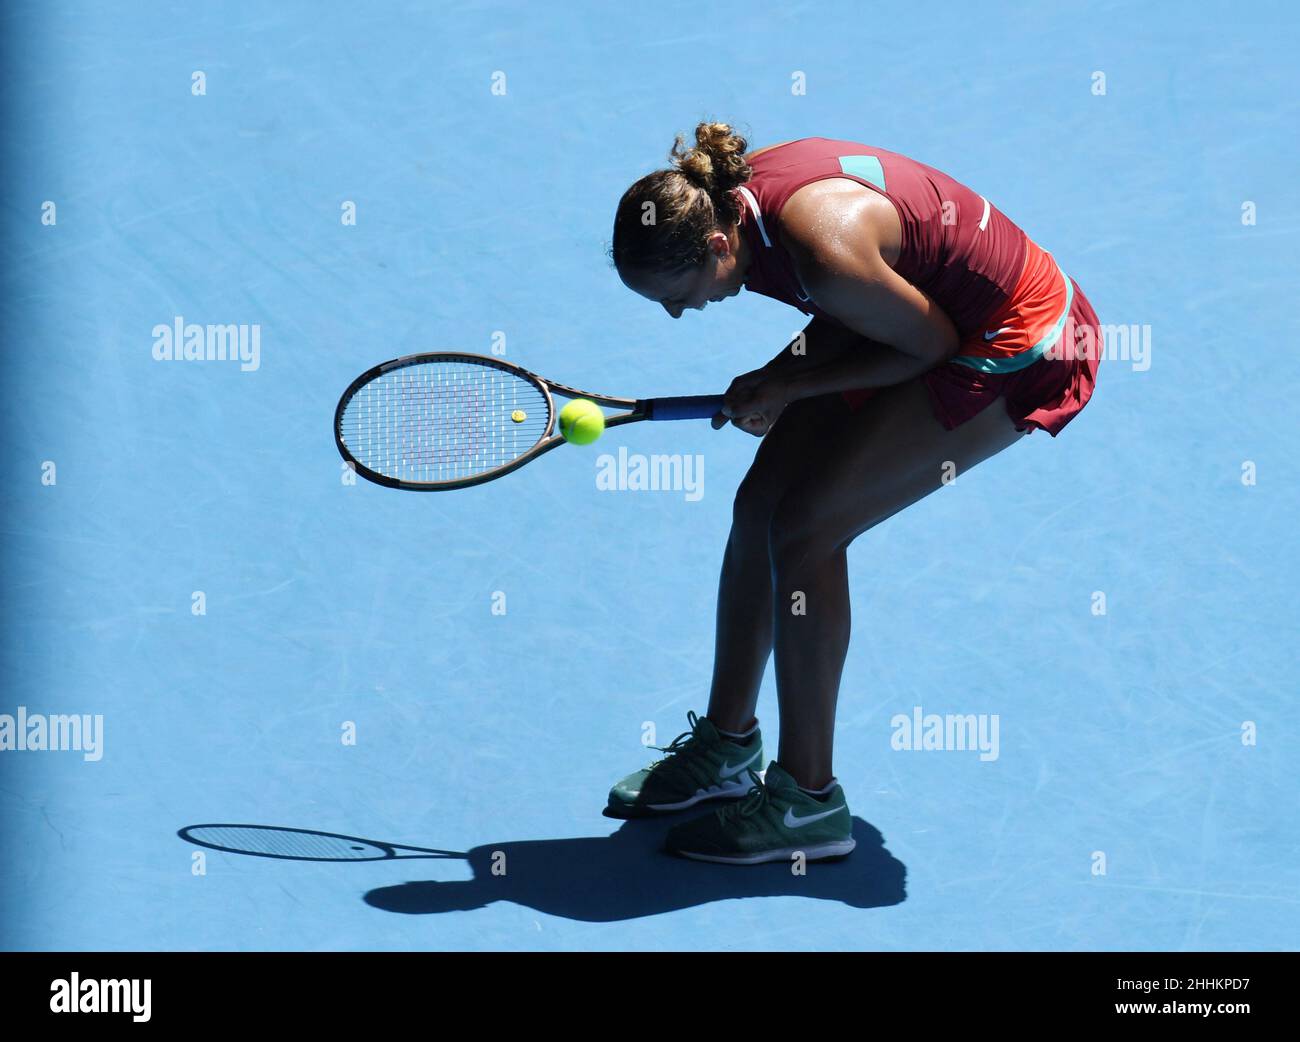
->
[645, 778, 753, 812]
[675, 838, 857, 865]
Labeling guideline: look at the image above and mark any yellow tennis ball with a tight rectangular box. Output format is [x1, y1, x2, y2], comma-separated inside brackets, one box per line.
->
[559, 399, 605, 445]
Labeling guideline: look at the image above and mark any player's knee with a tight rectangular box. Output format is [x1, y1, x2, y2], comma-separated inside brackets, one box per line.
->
[768, 486, 890, 570]
[731, 473, 776, 534]
[768, 496, 830, 572]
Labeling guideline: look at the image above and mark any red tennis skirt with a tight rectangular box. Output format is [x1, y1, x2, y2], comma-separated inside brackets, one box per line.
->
[841, 276, 1102, 437]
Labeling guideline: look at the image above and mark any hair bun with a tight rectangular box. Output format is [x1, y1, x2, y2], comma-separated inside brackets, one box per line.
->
[671, 122, 751, 197]
[674, 147, 714, 188]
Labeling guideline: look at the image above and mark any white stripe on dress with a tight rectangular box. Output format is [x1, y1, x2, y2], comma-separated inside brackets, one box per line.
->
[735, 185, 772, 247]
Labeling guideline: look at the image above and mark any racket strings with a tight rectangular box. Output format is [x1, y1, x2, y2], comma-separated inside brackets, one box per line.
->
[338, 361, 551, 484]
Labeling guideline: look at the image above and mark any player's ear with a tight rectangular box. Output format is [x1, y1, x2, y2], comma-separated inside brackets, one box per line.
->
[707, 230, 731, 258]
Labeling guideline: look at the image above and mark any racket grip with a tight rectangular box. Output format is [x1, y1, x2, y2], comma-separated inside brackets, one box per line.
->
[645, 394, 725, 421]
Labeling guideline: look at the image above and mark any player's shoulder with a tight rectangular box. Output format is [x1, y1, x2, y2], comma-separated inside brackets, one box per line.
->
[778, 179, 894, 272]
[744, 139, 799, 162]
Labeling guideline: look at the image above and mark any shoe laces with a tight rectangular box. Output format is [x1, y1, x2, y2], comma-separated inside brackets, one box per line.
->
[648, 710, 705, 768]
[728, 767, 770, 819]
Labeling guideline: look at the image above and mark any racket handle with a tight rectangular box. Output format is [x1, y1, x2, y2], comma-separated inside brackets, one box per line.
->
[644, 395, 725, 421]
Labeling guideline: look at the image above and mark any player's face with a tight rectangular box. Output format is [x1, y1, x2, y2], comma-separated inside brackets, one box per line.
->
[625, 230, 745, 319]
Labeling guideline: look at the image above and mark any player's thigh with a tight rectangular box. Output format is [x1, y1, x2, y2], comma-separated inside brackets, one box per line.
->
[733, 393, 851, 527]
[771, 378, 1026, 556]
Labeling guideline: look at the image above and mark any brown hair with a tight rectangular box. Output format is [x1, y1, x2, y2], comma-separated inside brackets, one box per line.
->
[611, 122, 753, 278]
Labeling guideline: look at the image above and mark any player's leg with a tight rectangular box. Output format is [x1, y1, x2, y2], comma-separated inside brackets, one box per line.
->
[769, 377, 1025, 788]
[665, 378, 1024, 862]
[606, 393, 850, 817]
[705, 393, 851, 732]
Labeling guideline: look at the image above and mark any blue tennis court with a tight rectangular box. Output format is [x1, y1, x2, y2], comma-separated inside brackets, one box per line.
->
[2, 0, 1297, 951]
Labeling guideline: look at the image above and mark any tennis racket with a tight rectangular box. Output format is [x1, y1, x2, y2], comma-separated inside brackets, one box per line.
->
[334, 352, 724, 491]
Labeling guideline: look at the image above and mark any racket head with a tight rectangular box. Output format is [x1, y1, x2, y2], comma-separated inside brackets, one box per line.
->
[334, 352, 557, 491]
[178, 824, 462, 862]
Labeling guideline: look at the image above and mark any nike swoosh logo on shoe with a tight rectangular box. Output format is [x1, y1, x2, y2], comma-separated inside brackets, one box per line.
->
[983, 327, 1012, 340]
[717, 750, 761, 779]
[783, 804, 844, 828]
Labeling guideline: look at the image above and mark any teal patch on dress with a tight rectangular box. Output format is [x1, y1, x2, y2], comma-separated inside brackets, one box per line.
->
[838, 155, 886, 191]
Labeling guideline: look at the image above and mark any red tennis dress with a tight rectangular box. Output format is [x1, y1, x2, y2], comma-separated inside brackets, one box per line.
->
[734, 139, 1101, 435]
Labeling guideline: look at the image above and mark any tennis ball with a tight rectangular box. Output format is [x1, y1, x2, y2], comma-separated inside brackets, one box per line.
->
[559, 399, 605, 445]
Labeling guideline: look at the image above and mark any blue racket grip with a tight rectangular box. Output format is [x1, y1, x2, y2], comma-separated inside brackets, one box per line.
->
[645, 395, 725, 421]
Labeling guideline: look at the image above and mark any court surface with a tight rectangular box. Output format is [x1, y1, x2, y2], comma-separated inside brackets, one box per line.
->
[2, 0, 1297, 951]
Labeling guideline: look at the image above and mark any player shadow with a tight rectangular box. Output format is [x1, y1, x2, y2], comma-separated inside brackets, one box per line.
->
[363, 817, 905, 922]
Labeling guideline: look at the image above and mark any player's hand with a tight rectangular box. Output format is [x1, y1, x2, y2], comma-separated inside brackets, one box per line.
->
[713, 369, 791, 437]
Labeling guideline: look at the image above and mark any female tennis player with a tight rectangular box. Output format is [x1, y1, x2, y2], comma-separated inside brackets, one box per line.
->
[605, 123, 1102, 864]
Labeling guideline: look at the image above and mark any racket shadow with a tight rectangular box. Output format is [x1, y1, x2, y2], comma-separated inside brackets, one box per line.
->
[177, 823, 467, 863]
[363, 817, 906, 922]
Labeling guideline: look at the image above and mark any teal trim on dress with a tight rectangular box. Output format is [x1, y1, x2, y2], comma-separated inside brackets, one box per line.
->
[837, 155, 886, 191]
[951, 263, 1075, 373]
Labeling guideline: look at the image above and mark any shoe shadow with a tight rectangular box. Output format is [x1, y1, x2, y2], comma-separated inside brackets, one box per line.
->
[364, 817, 906, 922]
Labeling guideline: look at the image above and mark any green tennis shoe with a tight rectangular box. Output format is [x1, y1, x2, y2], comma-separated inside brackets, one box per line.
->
[664, 762, 856, 864]
[606, 711, 763, 818]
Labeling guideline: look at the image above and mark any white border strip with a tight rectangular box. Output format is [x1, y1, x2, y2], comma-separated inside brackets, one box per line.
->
[735, 185, 772, 247]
